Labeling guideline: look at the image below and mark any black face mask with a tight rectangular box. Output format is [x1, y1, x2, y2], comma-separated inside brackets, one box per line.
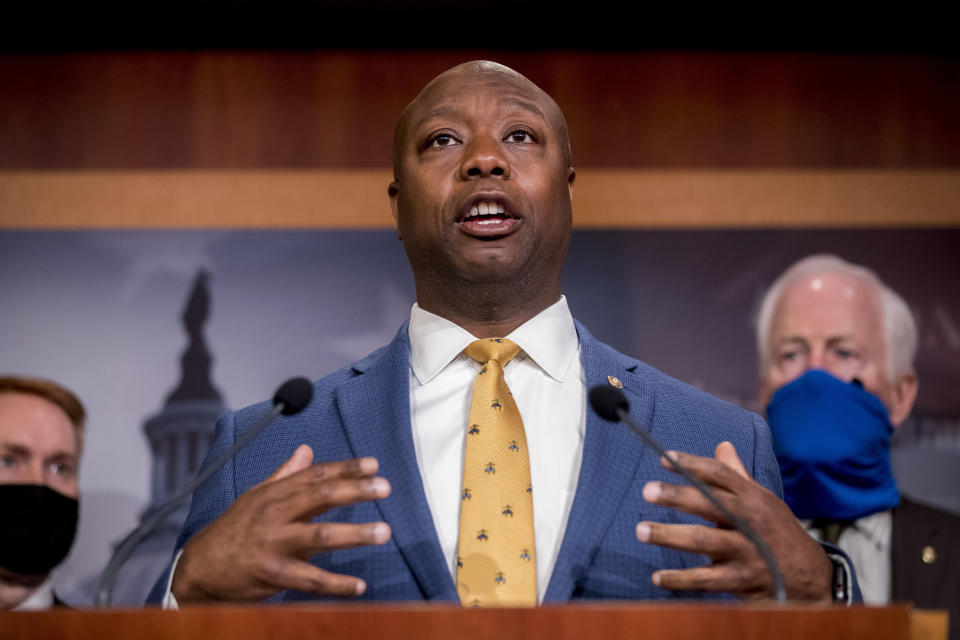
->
[0, 484, 78, 576]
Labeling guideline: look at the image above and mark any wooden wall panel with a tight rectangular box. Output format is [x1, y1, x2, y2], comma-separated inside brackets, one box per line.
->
[1, 52, 958, 169]
[3, 51, 958, 227]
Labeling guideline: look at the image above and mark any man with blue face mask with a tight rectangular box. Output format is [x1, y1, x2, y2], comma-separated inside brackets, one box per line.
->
[756, 255, 960, 632]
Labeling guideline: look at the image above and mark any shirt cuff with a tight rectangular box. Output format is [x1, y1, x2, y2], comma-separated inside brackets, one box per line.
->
[161, 548, 184, 610]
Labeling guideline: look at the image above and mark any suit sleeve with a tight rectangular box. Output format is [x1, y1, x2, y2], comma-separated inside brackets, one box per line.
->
[749, 412, 784, 499]
[145, 409, 241, 604]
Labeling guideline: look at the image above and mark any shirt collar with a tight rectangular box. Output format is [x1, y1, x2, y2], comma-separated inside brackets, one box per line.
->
[13, 577, 55, 611]
[408, 295, 579, 385]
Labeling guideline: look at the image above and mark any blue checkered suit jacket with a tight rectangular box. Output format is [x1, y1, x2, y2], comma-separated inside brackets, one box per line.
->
[150, 321, 783, 603]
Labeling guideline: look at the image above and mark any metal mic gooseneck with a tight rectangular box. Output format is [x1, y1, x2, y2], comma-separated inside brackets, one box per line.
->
[95, 377, 313, 607]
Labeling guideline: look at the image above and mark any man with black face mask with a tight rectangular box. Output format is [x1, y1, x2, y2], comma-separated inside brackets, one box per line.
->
[0, 376, 83, 610]
[756, 255, 960, 635]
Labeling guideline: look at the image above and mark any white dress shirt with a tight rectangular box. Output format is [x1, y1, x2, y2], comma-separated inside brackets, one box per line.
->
[13, 578, 55, 610]
[408, 296, 585, 602]
[806, 510, 892, 605]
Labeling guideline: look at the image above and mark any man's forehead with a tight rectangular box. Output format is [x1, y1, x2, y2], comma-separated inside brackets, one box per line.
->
[410, 68, 550, 122]
[773, 273, 881, 335]
[786, 272, 875, 304]
[0, 392, 77, 440]
[421, 61, 539, 96]
[411, 91, 549, 130]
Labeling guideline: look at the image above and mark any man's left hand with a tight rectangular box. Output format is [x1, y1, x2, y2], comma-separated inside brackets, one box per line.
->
[635, 441, 832, 601]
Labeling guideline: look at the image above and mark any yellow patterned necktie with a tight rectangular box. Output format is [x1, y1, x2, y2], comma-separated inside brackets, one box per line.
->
[456, 337, 537, 607]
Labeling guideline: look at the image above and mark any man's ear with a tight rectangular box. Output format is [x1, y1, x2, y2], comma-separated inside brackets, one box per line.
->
[888, 372, 918, 427]
[567, 167, 576, 201]
[388, 180, 401, 240]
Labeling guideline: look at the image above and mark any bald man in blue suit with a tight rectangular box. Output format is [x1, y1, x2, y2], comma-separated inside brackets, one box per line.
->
[156, 61, 845, 606]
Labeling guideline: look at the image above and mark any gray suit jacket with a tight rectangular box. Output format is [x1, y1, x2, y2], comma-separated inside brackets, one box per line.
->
[892, 497, 960, 640]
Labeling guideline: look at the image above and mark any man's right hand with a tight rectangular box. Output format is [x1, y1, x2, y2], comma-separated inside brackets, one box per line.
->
[171, 444, 392, 603]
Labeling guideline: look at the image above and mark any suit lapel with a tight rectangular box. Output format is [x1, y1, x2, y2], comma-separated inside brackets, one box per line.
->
[544, 323, 654, 602]
[891, 498, 949, 605]
[335, 325, 458, 602]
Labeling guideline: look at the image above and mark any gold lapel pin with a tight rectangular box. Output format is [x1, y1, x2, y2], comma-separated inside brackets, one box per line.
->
[607, 376, 623, 389]
[922, 546, 937, 564]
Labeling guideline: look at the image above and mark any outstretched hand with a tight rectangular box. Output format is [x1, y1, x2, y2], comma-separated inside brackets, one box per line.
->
[635, 442, 832, 601]
[171, 444, 392, 603]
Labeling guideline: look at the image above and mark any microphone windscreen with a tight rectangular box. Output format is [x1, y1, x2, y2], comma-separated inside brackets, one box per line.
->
[589, 384, 629, 422]
[274, 377, 314, 415]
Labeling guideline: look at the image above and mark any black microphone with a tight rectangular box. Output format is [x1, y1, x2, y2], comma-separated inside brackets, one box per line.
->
[588, 385, 787, 604]
[95, 377, 314, 607]
[273, 377, 313, 415]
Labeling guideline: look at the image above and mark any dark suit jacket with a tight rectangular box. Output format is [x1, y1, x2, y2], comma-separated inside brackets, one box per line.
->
[151, 321, 783, 603]
[892, 496, 960, 640]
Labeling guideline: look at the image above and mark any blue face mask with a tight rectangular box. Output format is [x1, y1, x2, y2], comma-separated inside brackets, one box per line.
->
[766, 369, 900, 521]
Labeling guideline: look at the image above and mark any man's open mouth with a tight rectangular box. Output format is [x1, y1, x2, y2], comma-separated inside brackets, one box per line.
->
[456, 199, 521, 237]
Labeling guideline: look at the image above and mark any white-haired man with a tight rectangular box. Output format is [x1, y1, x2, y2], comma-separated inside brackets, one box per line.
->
[756, 254, 959, 633]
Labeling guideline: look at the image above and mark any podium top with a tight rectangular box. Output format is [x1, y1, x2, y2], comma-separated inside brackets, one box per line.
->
[0, 602, 923, 640]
